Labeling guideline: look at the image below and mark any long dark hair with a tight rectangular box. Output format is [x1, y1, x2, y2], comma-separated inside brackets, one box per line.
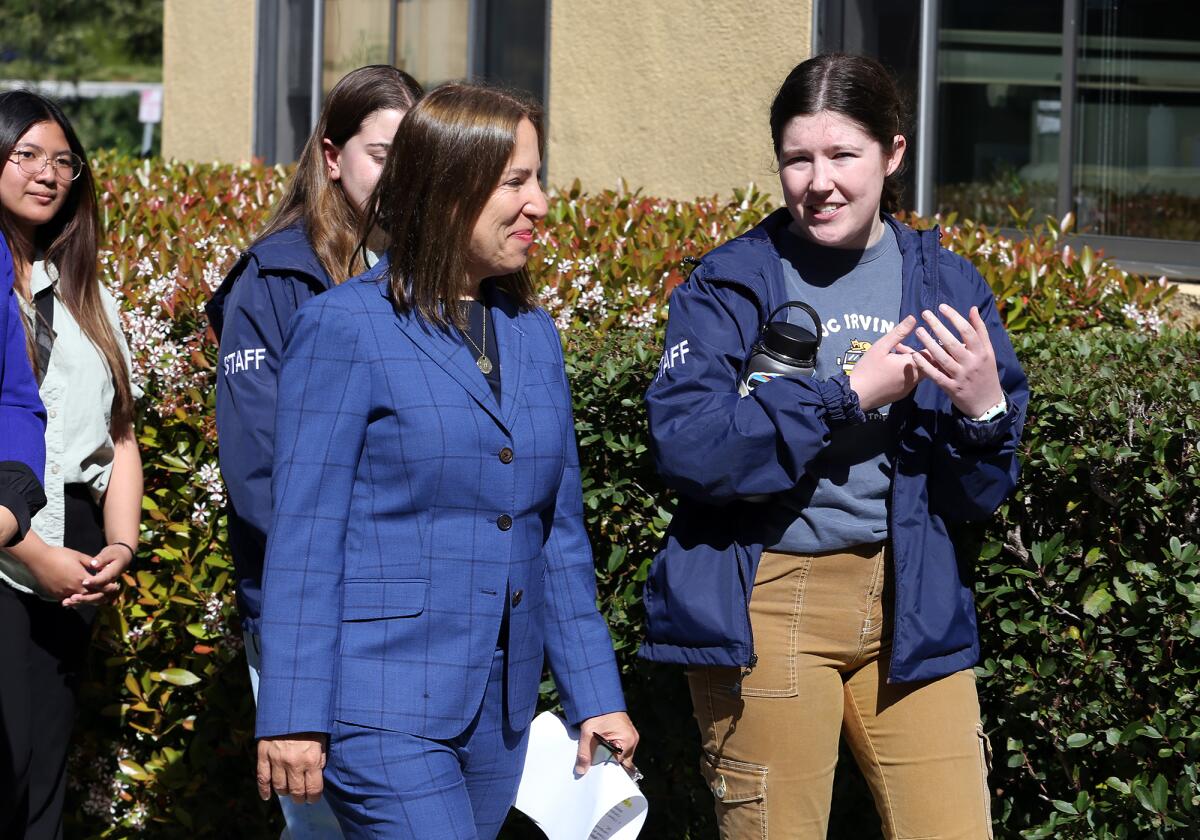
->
[0, 89, 135, 436]
[366, 83, 543, 328]
[770, 53, 909, 212]
[257, 65, 423, 284]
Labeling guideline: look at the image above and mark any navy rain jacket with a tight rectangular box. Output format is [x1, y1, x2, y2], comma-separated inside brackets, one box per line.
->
[205, 225, 333, 632]
[641, 210, 1028, 684]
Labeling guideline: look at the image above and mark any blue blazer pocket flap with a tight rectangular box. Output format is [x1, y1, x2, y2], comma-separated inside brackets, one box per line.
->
[342, 578, 429, 621]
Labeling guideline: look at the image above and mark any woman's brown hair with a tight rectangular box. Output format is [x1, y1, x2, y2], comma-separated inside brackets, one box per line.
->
[770, 53, 910, 213]
[0, 90, 135, 436]
[366, 83, 543, 327]
[256, 65, 423, 284]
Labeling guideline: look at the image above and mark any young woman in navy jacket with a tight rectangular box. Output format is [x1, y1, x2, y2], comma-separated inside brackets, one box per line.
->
[643, 54, 1028, 839]
[206, 65, 422, 838]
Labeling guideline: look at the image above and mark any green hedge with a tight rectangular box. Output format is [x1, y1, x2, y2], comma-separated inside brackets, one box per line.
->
[978, 327, 1200, 838]
[549, 326, 1200, 840]
[64, 155, 1195, 838]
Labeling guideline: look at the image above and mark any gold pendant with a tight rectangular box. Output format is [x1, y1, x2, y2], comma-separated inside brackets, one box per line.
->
[476, 355, 493, 374]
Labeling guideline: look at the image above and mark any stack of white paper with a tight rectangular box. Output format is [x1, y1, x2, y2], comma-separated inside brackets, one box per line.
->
[514, 712, 648, 839]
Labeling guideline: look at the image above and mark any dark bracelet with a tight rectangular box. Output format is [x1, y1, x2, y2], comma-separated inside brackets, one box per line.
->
[110, 541, 136, 561]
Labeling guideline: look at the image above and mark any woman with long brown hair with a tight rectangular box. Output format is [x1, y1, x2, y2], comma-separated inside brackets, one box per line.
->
[0, 89, 142, 839]
[253, 82, 638, 838]
[206, 64, 422, 837]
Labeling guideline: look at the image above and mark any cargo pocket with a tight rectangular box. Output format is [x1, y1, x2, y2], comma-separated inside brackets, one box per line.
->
[739, 552, 810, 698]
[700, 753, 768, 840]
[976, 724, 994, 840]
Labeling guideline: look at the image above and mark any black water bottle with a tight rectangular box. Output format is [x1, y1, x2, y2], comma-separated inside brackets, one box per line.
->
[739, 301, 822, 396]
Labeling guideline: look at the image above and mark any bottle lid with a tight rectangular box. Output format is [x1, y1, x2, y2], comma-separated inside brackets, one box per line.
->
[763, 321, 818, 363]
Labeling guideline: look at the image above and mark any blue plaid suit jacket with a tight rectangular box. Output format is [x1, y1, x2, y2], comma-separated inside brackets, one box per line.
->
[255, 265, 627, 740]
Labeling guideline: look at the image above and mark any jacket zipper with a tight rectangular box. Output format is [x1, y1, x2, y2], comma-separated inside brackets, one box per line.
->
[730, 542, 758, 697]
[884, 225, 940, 684]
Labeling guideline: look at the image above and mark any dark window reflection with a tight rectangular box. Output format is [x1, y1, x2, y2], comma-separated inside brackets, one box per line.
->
[476, 0, 547, 104]
[1074, 0, 1200, 240]
[934, 5, 1063, 225]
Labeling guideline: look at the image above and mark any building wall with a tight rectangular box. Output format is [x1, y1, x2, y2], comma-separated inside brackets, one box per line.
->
[162, 0, 256, 162]
[546, 0, 813, 199]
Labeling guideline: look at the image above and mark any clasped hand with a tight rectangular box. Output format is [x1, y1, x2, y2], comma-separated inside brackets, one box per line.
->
[34, 543, 130, 607]
[849, 304, 1003, 417]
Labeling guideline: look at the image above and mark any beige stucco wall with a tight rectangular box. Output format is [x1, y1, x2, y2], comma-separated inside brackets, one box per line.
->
[546, 1, 812, 199]
[162, 0, 256, 162]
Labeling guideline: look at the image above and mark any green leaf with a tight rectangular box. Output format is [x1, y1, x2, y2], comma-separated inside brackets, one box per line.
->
[1065, 732, 1092, 748]
[158, 668, 201, 686]
[1082, 587, 1115, 617]
[1112, 579, 1135, 605]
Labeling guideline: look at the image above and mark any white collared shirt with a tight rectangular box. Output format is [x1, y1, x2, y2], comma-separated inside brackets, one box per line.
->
[0, 260, 141, 597]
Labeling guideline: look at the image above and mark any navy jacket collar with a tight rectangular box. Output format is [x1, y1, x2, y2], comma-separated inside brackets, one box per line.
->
[696, 208, 942, 331]
[206, 224, 332, 334]
[247, 224, 333, 286]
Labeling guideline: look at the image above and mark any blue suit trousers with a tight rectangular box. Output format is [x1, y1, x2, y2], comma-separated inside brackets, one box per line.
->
[323, 648, 530, 839]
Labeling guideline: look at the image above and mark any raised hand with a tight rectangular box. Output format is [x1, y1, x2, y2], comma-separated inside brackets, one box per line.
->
[847, 315, 922, 412]
[905, 304, 1005, 418]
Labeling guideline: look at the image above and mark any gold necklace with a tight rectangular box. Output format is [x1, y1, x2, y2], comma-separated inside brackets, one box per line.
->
[461, 303, 493, 375]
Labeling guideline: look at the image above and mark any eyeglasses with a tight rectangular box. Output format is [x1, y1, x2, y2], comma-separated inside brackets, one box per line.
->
[7, 148, 84, 182]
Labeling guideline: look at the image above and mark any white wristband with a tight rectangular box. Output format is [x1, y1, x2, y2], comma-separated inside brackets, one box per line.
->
[973, 396, 1007, 423]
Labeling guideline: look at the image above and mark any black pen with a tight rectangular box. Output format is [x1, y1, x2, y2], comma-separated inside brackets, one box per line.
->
[593, 732, 623, 757]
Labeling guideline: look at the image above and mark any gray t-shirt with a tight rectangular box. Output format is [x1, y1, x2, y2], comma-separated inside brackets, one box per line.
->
[762, 223, 902, 554]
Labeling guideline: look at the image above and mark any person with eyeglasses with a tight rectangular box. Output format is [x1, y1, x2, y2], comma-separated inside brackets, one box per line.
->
[0, 90, 143, 839]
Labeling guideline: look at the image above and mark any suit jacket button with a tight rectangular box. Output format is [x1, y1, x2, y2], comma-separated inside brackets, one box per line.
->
[499, 447, 514, 464]
[497, 514, 513, 531]
[511, 589, 523, 608]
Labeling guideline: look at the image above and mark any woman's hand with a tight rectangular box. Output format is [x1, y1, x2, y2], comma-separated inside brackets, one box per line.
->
[905, 304, 1005, 418]
[27, 544, 95, 603]
[575, 711, 640, 778]
[847, 315, 922, 411]
[64, 543, 133, 607]
[256, 734, 328, 804]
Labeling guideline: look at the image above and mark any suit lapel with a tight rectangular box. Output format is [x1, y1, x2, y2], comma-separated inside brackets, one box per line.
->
[382, 284, 506, 429]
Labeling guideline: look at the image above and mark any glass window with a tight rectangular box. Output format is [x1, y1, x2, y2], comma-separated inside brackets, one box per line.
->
[934, 1, 1063, 225]
[395, 0, 470, 88]
[475, 0, 547, 99]
[255, 0, 317, 163]
[256, 0, 547, 163]
[322, 0, 393, 96]
[1073, 0, 1200, 241]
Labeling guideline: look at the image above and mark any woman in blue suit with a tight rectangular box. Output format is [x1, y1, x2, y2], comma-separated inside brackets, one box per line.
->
[254, 83, 638, 839]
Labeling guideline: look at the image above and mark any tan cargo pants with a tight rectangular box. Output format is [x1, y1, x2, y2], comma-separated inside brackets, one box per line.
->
[687, 545, 994, 840]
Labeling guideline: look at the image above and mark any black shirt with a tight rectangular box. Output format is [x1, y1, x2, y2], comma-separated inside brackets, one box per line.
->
[460, 299, 501, 402]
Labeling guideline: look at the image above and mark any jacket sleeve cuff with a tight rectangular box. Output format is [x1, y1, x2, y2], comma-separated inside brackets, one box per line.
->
[819, 375, 867, 428]
[952, 392, 1020, 450]
[0, 461, 47, 545]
